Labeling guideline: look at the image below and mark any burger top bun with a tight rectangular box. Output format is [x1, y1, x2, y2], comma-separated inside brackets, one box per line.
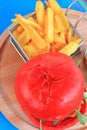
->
[15, 52, 85, 121]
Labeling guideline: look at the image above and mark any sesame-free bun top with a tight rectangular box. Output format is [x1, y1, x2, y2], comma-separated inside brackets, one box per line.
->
[15, 52, 85, 121]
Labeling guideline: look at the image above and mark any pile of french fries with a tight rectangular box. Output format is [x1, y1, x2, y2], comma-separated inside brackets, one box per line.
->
[12, 0, 82, 58]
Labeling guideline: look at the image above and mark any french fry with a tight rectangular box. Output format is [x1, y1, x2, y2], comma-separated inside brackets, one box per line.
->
[37, 29, 44, 38]
[65, 27, 72, 43]
[48, 0, 62, 14]
[23, 42, 39, 58]
[12, 0, 81, 58]
[44, 7, 54, 43]
[17, 26, 24, 34]
[55, 15, 69, 31]
[71, 36, 78, 42]
[12, 14, 43, 31]
[14, 16, 50, 50]
[27, 17, 34, 21]
[35, 1, 45, 27]
[27, 16, 37, 23]
[59, 41, 79, 56]
[48, 0, 69, 30]
[27, 25, 50, 50]
[54, 15, 61, 33]
[54, 33, 66, 44]
[28, 17, 44, 37]
[71, 37, 82, 44]
[60, 31, 66, 43]
[52, 33, 66, 51]
[12, 30, 20, 39]
[76, 38, 82, 44]
[60, 13, 69, 30]
[17, 31, 31, 46]
[24, 40, 50, 58]
[51, 42, 66, 52]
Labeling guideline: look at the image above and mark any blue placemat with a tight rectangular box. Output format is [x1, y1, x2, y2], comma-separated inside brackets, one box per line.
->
[0, 0, 87, 130]
[0, 112, 19, 130]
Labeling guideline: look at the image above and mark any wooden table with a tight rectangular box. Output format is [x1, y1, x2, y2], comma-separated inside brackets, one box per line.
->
[0, 10, 87, 130]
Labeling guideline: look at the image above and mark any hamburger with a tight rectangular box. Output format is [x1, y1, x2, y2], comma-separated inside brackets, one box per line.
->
[15, 52, 87, 130]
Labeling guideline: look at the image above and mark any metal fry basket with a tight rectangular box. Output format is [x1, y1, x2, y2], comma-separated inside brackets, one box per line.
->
[8, 0, 87, 62]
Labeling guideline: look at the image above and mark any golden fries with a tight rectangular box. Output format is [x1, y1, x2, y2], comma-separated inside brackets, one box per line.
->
[54, 15, 61, 33]
[13, 15, 50, 50]
[51, 42, 65, 52]
[12, 0, 81, 58]
[55, 15, 69, 31]
[59, 42, 79, 56]
[25, 25, 50, 50]
[27, 17, 34, 21]
[71, 37, 82, 44]
[60, 13, 69, 30]
[48, 0, 69, 30]
[24, 40, 50, 58]
[60, 31, 66, 42]
[54, 33, 66, 44]
[13, 14, 43, 31]
[12, 30, 20, 39]
[52, 33, 66, 51]
[44, 7, 54, 43]
[17, 31, 31, 46]
[35, 1, 45, 27]
[48, 0, 62, 14]
[65, 28, 72, 43]
[23, 43, 39, 58]
[16, 26, 24, 34]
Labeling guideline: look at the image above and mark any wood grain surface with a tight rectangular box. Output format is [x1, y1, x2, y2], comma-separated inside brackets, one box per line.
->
[0, 10, 87, 130]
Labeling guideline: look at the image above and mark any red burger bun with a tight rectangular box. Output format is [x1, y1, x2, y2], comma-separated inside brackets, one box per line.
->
[15, 52, 86, 129]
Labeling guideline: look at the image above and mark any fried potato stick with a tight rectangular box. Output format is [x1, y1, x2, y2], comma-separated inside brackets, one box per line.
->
[12, 14, 43, 31]
[13, 15, 50, 50]
[44, 7, 54, 43]
[17, 31, 31, 46]
[48, 0, 62, 14]
[59, 42, 78, 56]
[35, 1, 45, 27]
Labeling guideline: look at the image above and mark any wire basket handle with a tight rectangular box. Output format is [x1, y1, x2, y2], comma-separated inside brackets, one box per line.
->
[65, 0, 77, 16]
[74, 11, 87, 28]
[65, 0, 87, 28]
